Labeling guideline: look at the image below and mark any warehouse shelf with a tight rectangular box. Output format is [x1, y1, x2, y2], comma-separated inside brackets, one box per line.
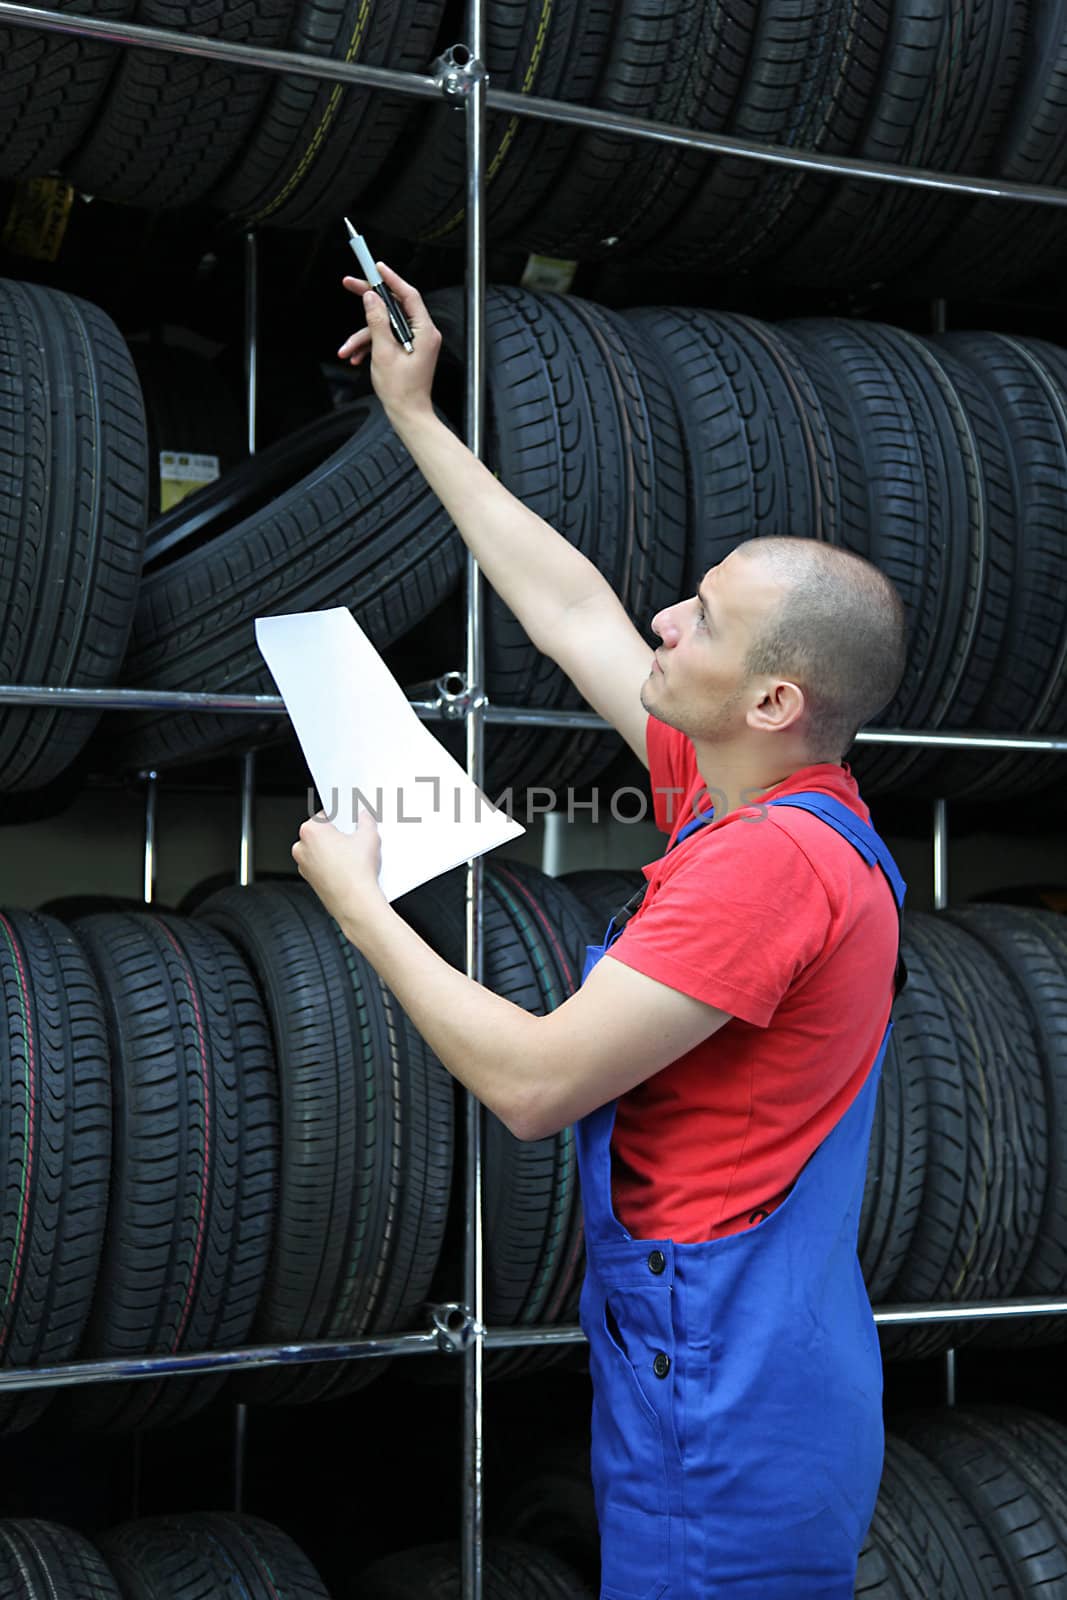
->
[1, 1294, 1065, 1397]
[1, 683, 1066, 752]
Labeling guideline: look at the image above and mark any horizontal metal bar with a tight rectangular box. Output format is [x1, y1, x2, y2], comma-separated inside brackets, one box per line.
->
[4, 3, 1067, 204]
[488, 88, 1067, 207]
[1, 683, 1065, 754]
[855, 728, 1067, 753]
[483, 1326, 587, 1349]
[0, 1293, 1062, 1390]
[0, 683, 438, 724]
[873, 1297, 1067, 1327]
[0, 1330, 443, 1392]
[0, 3, 442, 102]
[483, 1297, 1067, 1347]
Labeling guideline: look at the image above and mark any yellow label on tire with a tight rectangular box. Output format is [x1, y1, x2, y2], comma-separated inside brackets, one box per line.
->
[160, 451, 221, 512]
[1, 178, 74, 262]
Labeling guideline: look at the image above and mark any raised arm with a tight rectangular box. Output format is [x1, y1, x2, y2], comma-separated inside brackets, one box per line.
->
[339, 264, 653, 766]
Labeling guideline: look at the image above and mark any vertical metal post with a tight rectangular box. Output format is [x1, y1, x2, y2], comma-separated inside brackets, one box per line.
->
[461, 3, 488, 1597]
[134, 768, 157, 1513]
[142, 771, 159, 904]
[541, 810, 564, 877]
[244, 231, 259, 456]
[233, 1400, 248, 1512]
[239, 752, 256, 888]
[932, 798, 949, 912]
[232, 235, 260, 1515]
[933, 797, 955, 1399]
[234, 753, 255, 1507]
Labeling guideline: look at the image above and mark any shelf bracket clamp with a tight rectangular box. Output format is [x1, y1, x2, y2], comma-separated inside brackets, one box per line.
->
[437, 670, 488, 721]
[432, 44, 487, 104]
[432, 1302, 480, 1353]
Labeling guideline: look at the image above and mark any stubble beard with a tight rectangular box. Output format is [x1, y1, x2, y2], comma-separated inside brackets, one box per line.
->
[641, 674, 748, 742]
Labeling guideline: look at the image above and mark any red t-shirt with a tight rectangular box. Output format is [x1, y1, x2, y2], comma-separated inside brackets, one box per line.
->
[606, 717, 898, 1244]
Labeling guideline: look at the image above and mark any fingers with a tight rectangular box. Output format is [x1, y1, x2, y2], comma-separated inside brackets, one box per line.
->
[376, 260, 431, 326]
[337, 326, 372, 364]
[342, 274, 369, 295]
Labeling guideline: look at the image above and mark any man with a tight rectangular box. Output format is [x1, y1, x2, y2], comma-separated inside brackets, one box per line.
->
[292, 265, 909, 1599]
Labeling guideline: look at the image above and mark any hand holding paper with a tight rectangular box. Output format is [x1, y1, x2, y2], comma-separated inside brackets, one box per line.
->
[256, 606, 524, 905]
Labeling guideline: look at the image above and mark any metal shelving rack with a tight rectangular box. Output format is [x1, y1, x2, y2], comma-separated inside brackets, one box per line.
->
[2, 3, 1067, 1594]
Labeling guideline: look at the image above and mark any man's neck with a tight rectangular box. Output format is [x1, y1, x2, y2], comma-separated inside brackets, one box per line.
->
[693, 745, 831, 821]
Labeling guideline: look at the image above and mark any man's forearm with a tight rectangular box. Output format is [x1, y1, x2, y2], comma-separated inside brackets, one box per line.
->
[387, 401, 615, 654]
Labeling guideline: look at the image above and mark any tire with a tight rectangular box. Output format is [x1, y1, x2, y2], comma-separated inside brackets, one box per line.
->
[63, 0, 298, 209]
[429, 287, 686, 795]
[139, 401, 359, 572]
[0, 1, 132, 181]
[106, 397, 462, 771]
[0, 1520, 122, 1597]
[624, 307, 868, 582]
[101, 1513, 330, 1599]
[858, 933, 928, 1305]
[356, 1539, 596, 1598]
[0, 279, 147, 792]
[508, 0, 726, 260]
[496, 1446, 599, 1591]
[61, 910, 279, 1430]
[212, 0, 447, 229]
[908, 0, 1067, 294]
[0, 910, 111, 1433]
[769, 0, 1028, 290]
[194, 880, 453, 1404]
[639, 0, 893, 276]
[877, 1434, 1014, 1598]
[129, 335, 249, 520]
[862, 1459, 939, 1600]
[364, 0, 616, 245]
[781, 321, 1008, 795]
[854, 1534, 920, 1600]
[905, 1406, 1067, 1595]
[946, 906, 1067, 1344]
[882, 914, 1046, 1361]
[916, 334, 1067, 796]
[395, 860, 589, 1354]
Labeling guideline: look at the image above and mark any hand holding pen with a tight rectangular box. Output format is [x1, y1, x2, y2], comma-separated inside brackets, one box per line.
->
[344, 219, 414, 352]
[338, 255, 442, 420]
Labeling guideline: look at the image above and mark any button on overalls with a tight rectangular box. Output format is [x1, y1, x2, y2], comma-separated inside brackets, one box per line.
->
[577, 793, 907, 1600]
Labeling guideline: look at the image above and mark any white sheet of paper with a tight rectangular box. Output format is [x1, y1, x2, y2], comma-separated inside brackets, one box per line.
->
[255, 607, 525, 902]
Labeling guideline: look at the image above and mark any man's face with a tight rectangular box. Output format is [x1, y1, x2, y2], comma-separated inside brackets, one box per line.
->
[641, 551, 786, 742]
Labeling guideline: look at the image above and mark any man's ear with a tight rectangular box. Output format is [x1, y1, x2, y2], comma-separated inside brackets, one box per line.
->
[749, 680, 806, 733]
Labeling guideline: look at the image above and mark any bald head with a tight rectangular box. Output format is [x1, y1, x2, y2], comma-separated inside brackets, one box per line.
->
[733, 537, 907, 761]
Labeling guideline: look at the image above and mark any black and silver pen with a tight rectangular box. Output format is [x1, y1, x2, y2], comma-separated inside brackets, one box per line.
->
[344, 218, 414, 354]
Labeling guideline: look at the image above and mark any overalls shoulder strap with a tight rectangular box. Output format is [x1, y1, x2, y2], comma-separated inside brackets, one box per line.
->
[766, 791, 905, 906]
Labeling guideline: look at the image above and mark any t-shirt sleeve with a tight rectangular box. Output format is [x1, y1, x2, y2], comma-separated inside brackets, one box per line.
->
[645, 718, 697, 834]
[607, 819, 834, 1027]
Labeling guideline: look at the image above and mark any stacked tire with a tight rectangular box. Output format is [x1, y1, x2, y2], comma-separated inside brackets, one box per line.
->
[0, 883, 454, 1430]
[0, 1512, 332, 1598]
[0, 280, 147, 793]
[0, 0, 447, 228]
[396, 860, 595, 1367]
[624, 306, 1067, 799]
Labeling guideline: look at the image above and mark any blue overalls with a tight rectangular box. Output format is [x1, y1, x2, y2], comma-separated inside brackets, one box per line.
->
[578, 793, 907, 1600]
